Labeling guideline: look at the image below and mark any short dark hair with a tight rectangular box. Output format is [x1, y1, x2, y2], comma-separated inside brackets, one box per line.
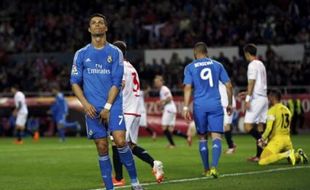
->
[113, 41, 127, 56]
[88, 13, 107, 25]
[268, 89, 282, 100]
[194, 42, 208, 54]
[243, 44, 257, 56]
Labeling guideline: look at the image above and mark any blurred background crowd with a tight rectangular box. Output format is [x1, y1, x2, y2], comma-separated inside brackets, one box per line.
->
[0, 0, 309, 52]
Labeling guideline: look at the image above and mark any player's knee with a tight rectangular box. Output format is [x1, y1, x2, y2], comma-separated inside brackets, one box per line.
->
[244, 124, 253, 133]
[114, 138, 127, 148]
[95, 140, 109, 155]
[211, 133, 222, 140]
[224, 124, 231, 132]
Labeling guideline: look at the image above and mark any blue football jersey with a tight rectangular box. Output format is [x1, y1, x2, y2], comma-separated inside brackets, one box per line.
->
[70, 43, 124, 112]
[183, 57, 230, 112]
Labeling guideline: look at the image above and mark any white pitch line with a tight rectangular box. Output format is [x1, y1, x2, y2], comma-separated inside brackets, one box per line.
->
[89, 165, 310, 190]
[0, 145, 94, 152]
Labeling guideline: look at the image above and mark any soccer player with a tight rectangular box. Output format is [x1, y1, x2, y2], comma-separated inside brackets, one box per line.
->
[50, 87, 81, 142]
[219, 82, 237, 154]
[111, 41, 164, 186]
[154, 75, 191, 148]
[258, 89, 308, 165]
[11, 86, 28, 144]
[183, 42, 233, 178]
[70, 14, 142, 190]
[242, 44, 268, 162]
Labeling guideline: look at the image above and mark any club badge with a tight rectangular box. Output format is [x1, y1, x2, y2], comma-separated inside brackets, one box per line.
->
[107, 55, 112, 63]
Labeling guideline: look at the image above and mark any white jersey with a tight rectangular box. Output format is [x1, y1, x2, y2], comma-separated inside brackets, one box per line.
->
[139, 90, 146, 114]
[219, 82, 236, 108]
[122, 60, 140, 115]
[247, 60, 267, 97]
[160, 85, 177, 113]
[14, 91, 28, 115]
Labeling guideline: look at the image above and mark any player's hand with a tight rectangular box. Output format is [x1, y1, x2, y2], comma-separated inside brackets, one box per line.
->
[238, 91, 247, 99]
[257, 138, 267, 148]
[83, 102, 96, 119]
[99, 109, 110, 124]
[226, 105, 233, 116]
[183, 110, 192, 121]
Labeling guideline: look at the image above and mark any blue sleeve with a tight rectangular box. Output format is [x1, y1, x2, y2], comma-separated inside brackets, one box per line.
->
[183, 65, 193, 85]
[111, 49, 124, 89]
[219, 64, 230, 84]
[70, 50, 83, 85]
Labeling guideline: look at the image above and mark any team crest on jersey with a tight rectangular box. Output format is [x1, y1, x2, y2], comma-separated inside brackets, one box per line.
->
[107, 55, 112, 63]
[71, 64, 78, 75]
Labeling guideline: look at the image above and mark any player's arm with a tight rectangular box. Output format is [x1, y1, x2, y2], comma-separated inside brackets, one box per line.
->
[70, 51, 96, 118]
[245, 64, 257, 109]
[183, 66, 192, 121]
[224, 81, 233, 115]
[99, 49, 124, 122]
[262, 114, 275, 140]
[258, 111, 275, 148]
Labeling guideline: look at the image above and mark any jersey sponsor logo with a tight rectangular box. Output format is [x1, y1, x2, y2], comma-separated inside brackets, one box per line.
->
[107, 55, 112, 63]
[87, 64, 111, 75]
[71, 64, 78, 75]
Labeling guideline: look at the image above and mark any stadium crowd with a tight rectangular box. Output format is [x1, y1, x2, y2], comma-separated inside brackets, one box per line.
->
[1, 49, 309, 94]
[0, 0, 309, 53]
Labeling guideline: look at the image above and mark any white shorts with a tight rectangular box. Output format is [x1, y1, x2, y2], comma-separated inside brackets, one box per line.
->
[223, 108, 233, 125]
[139, 112, 147, 127]
[16, 113, 28, 127]
[124, 114, 141, 144]
[161, 109, 176, 126]
[244, 96, 268, 124]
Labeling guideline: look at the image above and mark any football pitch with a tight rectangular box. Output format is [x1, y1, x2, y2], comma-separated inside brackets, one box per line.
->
[0, 135, 310, 190]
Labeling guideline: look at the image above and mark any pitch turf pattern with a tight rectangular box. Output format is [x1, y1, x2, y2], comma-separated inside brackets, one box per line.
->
[0, 135, 310, 190]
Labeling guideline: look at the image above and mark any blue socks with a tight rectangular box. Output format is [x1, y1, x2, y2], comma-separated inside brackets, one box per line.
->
[212, 138, 222, 168]
[199, 140, 209, 170]
[58, 128, 65, 141]
[98, 155, 114, 190]
[118, 145, 138, 184]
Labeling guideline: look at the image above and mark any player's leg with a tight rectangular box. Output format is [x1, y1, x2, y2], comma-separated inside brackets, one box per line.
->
[111, 139, 124, 186]
[94, 138, 114, 189]
[193, 110, 210, 175]
[15, 114, 27, 144]
[110, 110, 140, 188]
[244, 97, 267, 161]
[208, 110, 224, 178]
[86, 116, 114, 190]
[162, 110, 175, 147]
[57, 121, 66, 142]
[259, 138, 295, 166]
[223, 109, 236, 154]
[128, 116, 164, 183]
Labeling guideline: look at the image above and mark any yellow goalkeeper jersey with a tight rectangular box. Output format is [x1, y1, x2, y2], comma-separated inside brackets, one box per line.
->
[262, 103, 292, 140]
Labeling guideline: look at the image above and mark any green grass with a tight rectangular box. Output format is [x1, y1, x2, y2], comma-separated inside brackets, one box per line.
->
[0, 135, 310, 190]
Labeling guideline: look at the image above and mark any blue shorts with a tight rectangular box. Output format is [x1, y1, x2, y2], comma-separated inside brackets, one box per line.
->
[193, 108, 224, 135]
[85, 108, 126, 139]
